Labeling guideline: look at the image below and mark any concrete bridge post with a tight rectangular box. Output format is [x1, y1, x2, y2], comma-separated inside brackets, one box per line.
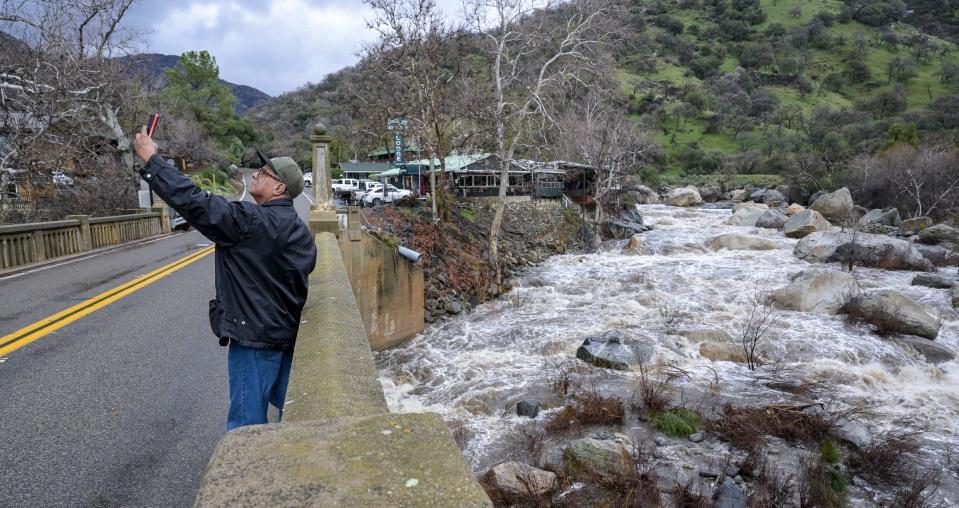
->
[308, 123, 339, 236]
[65, 215, 93, 251]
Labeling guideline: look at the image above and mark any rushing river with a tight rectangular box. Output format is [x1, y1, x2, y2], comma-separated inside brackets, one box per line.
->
[374, 204, 959, 504]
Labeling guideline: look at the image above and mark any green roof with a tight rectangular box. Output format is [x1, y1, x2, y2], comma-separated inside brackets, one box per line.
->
[366, 146, 421, 158]
[405, 153, 492, 172]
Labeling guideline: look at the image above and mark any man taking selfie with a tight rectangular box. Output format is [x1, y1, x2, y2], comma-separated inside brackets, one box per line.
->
[133, 126, 317, 430]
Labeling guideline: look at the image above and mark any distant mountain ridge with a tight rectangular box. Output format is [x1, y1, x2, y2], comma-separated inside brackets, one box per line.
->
[117, 53, 272, 113]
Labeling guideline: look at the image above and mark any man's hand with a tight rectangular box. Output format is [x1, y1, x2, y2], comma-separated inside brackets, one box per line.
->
[133, 126, 158, 162]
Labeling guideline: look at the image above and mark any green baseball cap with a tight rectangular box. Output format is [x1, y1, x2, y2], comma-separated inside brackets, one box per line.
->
[256, 148, 304, 198]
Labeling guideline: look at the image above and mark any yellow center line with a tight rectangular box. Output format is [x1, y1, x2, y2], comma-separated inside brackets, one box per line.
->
[0, 245, 216, 357]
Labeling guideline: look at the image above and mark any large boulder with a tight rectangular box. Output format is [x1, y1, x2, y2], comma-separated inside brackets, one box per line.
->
[756, 209, 789, 229]
[726, 207, 766, 227]
[666, 186, 703, 207]
[918, 224, 959, 248]
[699, 342, 747, 363]
[626, 185, 660, 205]
[901, 217, 933, 236]
[700, 186, 723, 202]
[770, 270, 861, 314]
[914, 244, 959, 267]
[707, 234, 779, 251]
[783, 209, 831, 238]
[600, 220, 649, 240]
[575, 330, 639, 370]
[785, 203, 805, 216]
[794, 231, 933, 271]
[845, 290, 940, 339]
[810, 187, 854, 220]
[859, 208, 902, 227]
[563, 438, 633, 479]
[726, 189, 748, 202]
[759, 189, 786, 206]
[896, 336, 956, 364]
[911, 273, 956, 289]
[482, 462, 558, 502]
[732, 201, 768, 213]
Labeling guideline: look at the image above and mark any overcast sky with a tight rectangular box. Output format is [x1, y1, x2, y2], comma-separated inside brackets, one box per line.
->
[125, 0, 463, 97]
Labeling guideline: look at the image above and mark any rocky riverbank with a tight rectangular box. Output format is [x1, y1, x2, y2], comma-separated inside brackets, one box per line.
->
[361, 199, 590, 323]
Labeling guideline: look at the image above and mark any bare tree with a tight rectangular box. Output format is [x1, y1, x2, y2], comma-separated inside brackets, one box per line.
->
[464, 0, 614, 273]
[1, 0, 141, 210]
[361, 0, 480, 222]
[741, 288, 775, 371]
[557, 88, 659, 223]
[848, 144, 959, 219]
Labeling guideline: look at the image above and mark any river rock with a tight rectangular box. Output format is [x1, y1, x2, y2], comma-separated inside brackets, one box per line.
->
[482, 461, 558, 501]
[679, 327, 733, 343]
[786, 203, 805, 216]
[707, 234, 779, 251]
[715, 477, 748, 508]
[810, 187, 854, 220]
[918, 224, 959, 248]
[859, 208, 902, 227]
[700, 186, 722, 202]
[600, 220, 649, 240]
[666, 186, 703, 207]
[517, 400, 541, 418]
[699, 342, 747, 363]
[783, 209, 831, 238]
[575, 330, 638, 370]
[563, 438, 633, 479]
[757, 189, 786, 206]
[725, 207, 765, 227]
[808, 190, 827, 206]
[732, 201, 768, 213]
[770, 270, 861, 314]
[845, 289, 939, 339]
[901, 217, 933, 236]
[623, 234, 653, 255]
[913, 244, 959, 267]
[911, 273, 956, 289]
[896, 336, 956, 364]
[756, 209, 789, 229]
[794, 231, 933, 271]
[727, 189, 748, 202]
[627, 185, 660, 205]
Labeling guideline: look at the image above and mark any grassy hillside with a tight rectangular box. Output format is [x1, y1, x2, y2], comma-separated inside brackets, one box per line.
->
[615, 0, 959, 181]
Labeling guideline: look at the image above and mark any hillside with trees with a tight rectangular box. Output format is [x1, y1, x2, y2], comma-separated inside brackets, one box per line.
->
[249, 0, 959, 223]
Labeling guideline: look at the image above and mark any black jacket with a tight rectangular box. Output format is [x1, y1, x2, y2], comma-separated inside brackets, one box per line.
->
[140, 155, 317, 351]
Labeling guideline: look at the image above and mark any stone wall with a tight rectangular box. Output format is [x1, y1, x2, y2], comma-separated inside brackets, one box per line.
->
[193, 232, 489, 507]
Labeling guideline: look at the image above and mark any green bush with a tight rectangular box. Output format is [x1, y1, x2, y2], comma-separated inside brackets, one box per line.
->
[820, 438, 844, 465]
[651, 409, 701, 437]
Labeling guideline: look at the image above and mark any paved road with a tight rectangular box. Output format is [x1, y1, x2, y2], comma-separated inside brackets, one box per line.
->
[0, 173, 315, 507]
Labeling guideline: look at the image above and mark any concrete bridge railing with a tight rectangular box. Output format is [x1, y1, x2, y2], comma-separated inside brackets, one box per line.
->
[0, 211, 168, 271]
[194, 232, 491, 507]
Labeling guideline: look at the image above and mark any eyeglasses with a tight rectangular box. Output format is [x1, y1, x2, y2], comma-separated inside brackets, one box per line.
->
[255, 166, 282, 183]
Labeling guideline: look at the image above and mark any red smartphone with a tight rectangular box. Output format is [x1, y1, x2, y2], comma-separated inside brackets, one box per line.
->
[146, 113, 160, 137]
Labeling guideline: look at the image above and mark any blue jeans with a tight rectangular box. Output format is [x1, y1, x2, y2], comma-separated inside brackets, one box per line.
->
[226, 342, 294, 431]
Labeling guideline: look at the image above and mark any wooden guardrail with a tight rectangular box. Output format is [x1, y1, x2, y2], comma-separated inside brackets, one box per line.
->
[0, 212, 168, 271]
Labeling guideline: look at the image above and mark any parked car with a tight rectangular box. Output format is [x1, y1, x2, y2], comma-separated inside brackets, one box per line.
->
[361, 184, 412, 207]
[349, 180, 381, 204]
[303, 172, 313, 187]
[331, 178, 361, 198]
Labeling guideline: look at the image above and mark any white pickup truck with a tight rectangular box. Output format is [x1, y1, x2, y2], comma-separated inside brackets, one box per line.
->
[349, 180, 381, 204]
[361, 184, 413, 206]
[331, 178, 360, 198]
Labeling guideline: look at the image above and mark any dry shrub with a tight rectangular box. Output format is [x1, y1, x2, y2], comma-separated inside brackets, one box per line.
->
[798, 455, 848, 508]
[605, 446, 662, 508]
[709, 403, 832, 449]
[634, 362, 688, 413]
[886, 471, 942, 508]
[544, 391, 625, 433]
[671, 479, 711, 508]
[747, 457, 795, 508]
[849, 428, 921, 484]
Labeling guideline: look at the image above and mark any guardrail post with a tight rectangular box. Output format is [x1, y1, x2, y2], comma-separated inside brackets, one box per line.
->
[66, 215, 93, 252]
[30, 230, 46, 262]
[152, 202, 171, 233]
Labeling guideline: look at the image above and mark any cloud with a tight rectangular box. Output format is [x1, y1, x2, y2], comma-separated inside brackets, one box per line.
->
[134, 0, 378, 96]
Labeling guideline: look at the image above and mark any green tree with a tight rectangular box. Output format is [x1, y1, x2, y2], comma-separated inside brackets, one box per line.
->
[161, 51, 258, 154]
